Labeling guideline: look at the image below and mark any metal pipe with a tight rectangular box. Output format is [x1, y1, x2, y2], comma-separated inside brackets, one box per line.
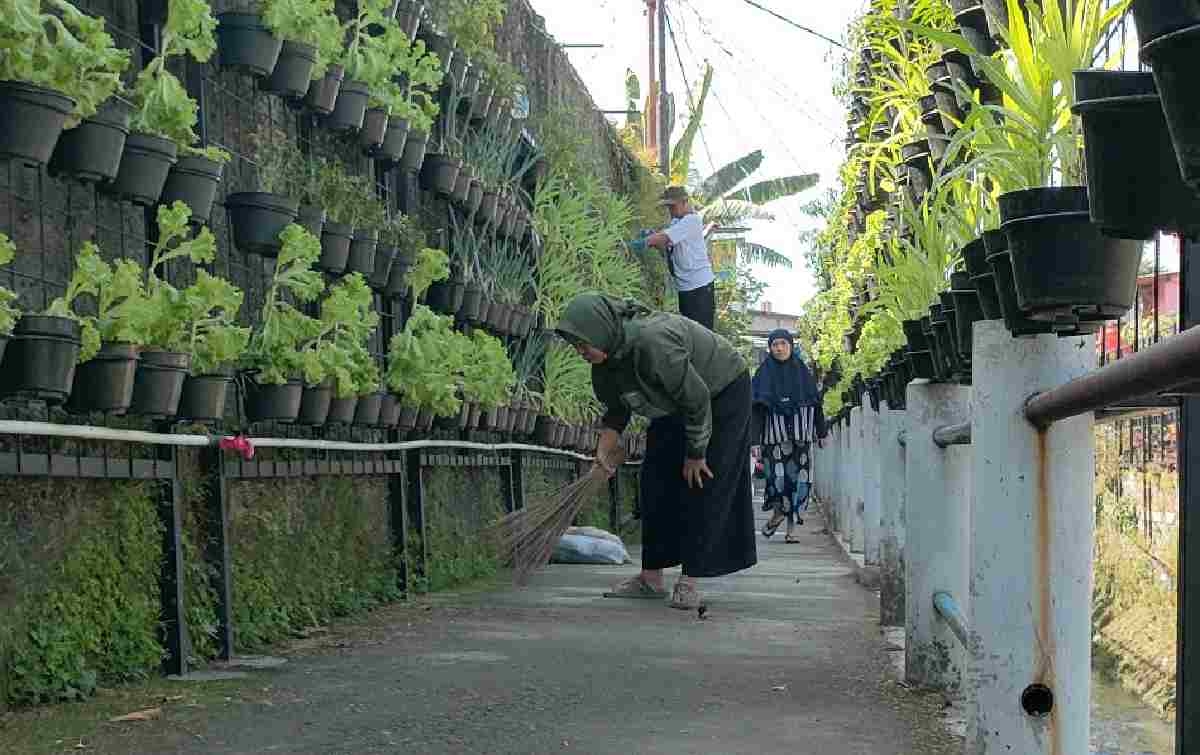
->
[932, 421, 971, 448]
[1025, 324, 1200, 429]
[0, 420, 213, 447]
[933, 591, 972, 652]
[897, 429, 907, 447]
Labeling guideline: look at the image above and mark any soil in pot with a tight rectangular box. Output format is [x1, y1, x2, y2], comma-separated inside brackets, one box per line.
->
[107, 132, 178, 206]
[160, 155, 224, 225]
[378, 393, 401, 428]
[129, 349, 190, 417]
[1141, 25, 1200, 191]
[984, 229, 1054, 337]
[325, 79, 369, 131]
[962, 236, 1002, 319]
[262, 40, 318, 99]
[354, 392, 384, 426]
[67, 342, 140, 414]
[216, 13, 283, 78]
[297, 381, 333, 425]
[178, 371, 232, 422]
[0, 315, 81, 404]
[346, 229, 378, 276]
[420, 153, 461, 195]
[369, 245, 397, 290]
[318, 222, 354, 273]
[379, 117, 410, 162]
[401, 130, 429, 173]
[327, 396, 358, 424]
[225, 192, 300, 256]
[242, 375, 303, 423]
[304, 64, 344, 116]
[0, 81, 76, 166]
[49, 98, 131, 183]
[298, 203, 326, 238]
[359, 107, 388, 152]
[999, 186, 1142, 324]
[1072, 70, 1200, 239]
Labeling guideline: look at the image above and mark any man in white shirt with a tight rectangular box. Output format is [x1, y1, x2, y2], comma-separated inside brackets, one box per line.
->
[639, 186, 716, 330]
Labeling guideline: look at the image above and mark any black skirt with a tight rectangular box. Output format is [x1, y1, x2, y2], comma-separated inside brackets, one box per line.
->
[639, 372, 757, 578]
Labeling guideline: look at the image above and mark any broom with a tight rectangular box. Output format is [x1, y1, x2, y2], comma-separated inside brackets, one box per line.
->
[490, 450, 624, 585]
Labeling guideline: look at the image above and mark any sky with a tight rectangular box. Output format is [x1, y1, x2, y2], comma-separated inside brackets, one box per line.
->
[528, 0, 866, 314]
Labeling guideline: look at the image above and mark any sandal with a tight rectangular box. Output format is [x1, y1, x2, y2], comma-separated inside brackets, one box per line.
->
[785, 535, 801, 544]
[669, 581, 702, 610]
[603, 575, 668, 599]
[761, 513, 785, 539]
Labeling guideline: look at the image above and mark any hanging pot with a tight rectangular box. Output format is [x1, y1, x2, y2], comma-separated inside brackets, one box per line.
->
[378, 393, 401, 428]
[369, 245, 397, 290]
[67, 342, 139, 414]
[129, 349, 190, 417]
[467, 180, 485, 216]
[447, 49, 469, 92]
[471, 88, 494, 123]
[462, 65, 482, 102]
[457, 401, 474, 430]
[385, 254, 411, 298]
[325, 79, 370, 131]
[983, 228, 1053, 337]
[243, 374, 303, 422]
[327, 395, 358, 424]
[917, 94, 949, 163]
[297, 381, 333, 425]
[452, 169, 472, 205]
[395, 1, 424, 37]
[999, 186, 1141, 324]
[160, 155, 224, 225]
[1131, 0, 1200, 44]
[1073, 70, 1200, 239]
[930, 305, 962, 379]
[354, 391, 384, 426]
[425, 32, 456, 75]
[506, 403, 521, 433]
[920, 315, 948, 382]
[178, 370, 233, 422]
[512, 210, 529, 243]
[225, 191, 300, 256]
[981, 0, 1029, 43]
[1141, 24, 1200, 191]
[0, 315, 81, 404]
[262, 40, 318, 99]
[216, 13, 283, 78]
[298, 202, 326, 239]
[425, 280, 455, 314]
[378, 117, 410, 162]
[346, 228, 378, 276]
[0, 80, 75, 166]
[462, 282, 483, 322]
[937, 293, 969, 377]
[901, 140, 932, 199]
[477, 297, 492, 325]
[953, 4, 997, 63]
[478, 191, 499, 226]
[925, 62, 963, 134]
[950, 271, 984, 363]
[49, 98, 131, 183]
[417, 407, 435, 431]
[961, 236, 1002, 320]
[400, 130, 429, 173]
[450, 277, 465, 314]
[304, 64, 344, 116]
[397, 403, 419, 431]
[359, 107, 389, 152]
[318, 221, 354, 273]
[421, 153, 462, 195]
[941, 48, 978, 104]
[107, 132, 178, 206]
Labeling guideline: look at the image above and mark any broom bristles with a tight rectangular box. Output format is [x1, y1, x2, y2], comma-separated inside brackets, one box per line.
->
[488, 468, 608, 585]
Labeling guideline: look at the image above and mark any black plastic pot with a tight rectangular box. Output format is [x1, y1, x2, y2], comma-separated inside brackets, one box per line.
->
[0, 80, 75, 166]
[379, 117, 410, 162]
[304, 64, 344, 116]
[467, 181, 484, 216]
[452, 170, 472, 205]
[1073, 69, 1200, 239]
[49, 98, 131, 183]
[298, 202, 326, 239]
[447, 49, 469, 92]
[327, 396, 358, 424]
[385, 255, 411, 297]
[462, 283, 483, 322]
[369, 245, 397, 290]
[160, 155, 224, 225]
[983, 229, 1053, 337]
[378, 393, 401, 428]
[918, 94, 949, 162]
[941, 49, 978, 94]
[297, 381, 332, 425]
[1131, 0, 1200, 44]
[354, 392, 384, 426]
[0, 315, 81, 403]
[921, 315, 948, 381]
[68, 342, 139, 414]
[420, 153, 462, 195]
[397, 404, 419, 432]
[901, 140, 933, 200]
[360, 107, 388, 152]
[401, 130, 429, 172]
[955, 5, 997, 62]
[346, 229, 378, 276]
[243, 375, 303, 423]
[478, 191, 499, 226]
[129, 349, 190, 417]
[319, 222, 354, 273]
[426, 280, 455, 314]
[999, 186, 1142, 324]
[178, 371, 232, 422]
[926, 63, 964, 134]
[982, 0, 1029, 42]
[931, 304, 964, 378]
[325, 79, 369, 131]
[1142, 24, 1200, 190]
[225, 192, 300, 256]
[950, 271, 984, 362]
[216, 13, 283, 78]
[425, 32, 456, 75]
[262, 40, 318, 99]
[937, 293, 967, 375]
[395, 1, 424, 37]
[962, 236, 1002, 319]
[107, 132, 178, 206]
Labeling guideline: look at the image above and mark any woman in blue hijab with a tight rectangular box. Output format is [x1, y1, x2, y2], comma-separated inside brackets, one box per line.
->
[752, 329, 824, 542]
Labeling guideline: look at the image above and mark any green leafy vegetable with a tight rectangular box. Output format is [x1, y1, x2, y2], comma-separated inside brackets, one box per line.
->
[0, 234, 21, 336]
[408, 247, 450, 302]
[261, 0, 341, 79]
[385, 305, 466, 415]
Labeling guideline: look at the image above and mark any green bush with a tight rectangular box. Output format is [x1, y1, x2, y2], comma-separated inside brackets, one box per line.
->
[419, 467, 505, 592]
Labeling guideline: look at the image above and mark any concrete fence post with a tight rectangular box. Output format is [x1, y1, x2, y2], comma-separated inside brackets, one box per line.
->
[848, 406, 865, 554]
[862, 403, 883, 565]
[834, 420, 846, 536]
[879, 401, 908, 627]
[968, 320, 1095, 755]
[904, 381, 972, 695]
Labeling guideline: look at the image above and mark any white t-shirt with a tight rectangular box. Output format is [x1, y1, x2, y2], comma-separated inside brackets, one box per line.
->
[664, 212, 715, 292]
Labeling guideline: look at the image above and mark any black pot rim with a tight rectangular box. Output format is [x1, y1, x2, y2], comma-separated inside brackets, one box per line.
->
[225, 191, 299, 212]
[14, 313, 81, 339]
[139, 348, 191, 369]
[1141, 22, 1200, 58]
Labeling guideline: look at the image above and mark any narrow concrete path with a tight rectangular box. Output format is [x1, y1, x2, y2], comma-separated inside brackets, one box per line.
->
[86, 509, 961, 754]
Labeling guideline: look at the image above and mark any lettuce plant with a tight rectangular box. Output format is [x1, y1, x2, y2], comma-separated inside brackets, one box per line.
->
[407, 247, 450, 301]
[261, 0, 342, 80]
[42, 242, 144, 362]
[385, 305, 467, 415]
[307, 273, 380, 397]
[0, 235, 23, 338]
[460, 330, 514, 410]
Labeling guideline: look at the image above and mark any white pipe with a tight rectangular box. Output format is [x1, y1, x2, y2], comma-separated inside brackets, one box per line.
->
[0, 420, 212, 447]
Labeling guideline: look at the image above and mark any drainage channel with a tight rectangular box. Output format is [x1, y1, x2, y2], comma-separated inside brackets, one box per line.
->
[1090, 669, 1173, 755]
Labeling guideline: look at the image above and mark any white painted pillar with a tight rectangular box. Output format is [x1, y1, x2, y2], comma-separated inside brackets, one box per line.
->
[862, 404, 883, 564]
[834, 420, 846, 536]
[904, 381, 971, 695]
[968, 320, 1094, 755]
[848, 406, 865, 554]
[879, 401, 908, 627]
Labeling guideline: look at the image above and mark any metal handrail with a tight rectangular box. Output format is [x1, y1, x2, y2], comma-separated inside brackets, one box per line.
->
[933, 591, 973, 652]
[932, 422, 971, 448]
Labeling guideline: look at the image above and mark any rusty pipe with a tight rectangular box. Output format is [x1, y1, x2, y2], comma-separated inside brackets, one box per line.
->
[932, 421, 971, 448]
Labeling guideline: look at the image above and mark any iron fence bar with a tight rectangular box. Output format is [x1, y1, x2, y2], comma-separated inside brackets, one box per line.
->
[932, 591, 972, 653]
[932, 422, 971, 448]
[158, 443, 187, 677]
[198, 444, 234, 661]
[1178, 238, 1200, 755]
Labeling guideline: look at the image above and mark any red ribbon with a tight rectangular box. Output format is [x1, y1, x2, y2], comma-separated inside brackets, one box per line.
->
[219, 435, 255, 460]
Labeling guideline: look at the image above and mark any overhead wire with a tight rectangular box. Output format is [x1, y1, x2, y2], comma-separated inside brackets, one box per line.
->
[738, 0, 849, 50]
[663, 6, 717, 178]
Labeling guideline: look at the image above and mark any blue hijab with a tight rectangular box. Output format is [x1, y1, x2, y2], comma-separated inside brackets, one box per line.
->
[752, 329, 820, 415]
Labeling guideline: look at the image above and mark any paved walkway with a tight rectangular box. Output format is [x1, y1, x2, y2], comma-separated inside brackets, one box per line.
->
[58, 508, 961, 754]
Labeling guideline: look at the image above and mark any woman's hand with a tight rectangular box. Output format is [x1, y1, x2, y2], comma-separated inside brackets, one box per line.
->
[683, 457, 714, 489]
[592, 428, 624, 479]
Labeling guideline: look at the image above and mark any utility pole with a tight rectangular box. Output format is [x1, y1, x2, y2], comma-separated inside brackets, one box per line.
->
[658, 0, 669, 177]
[646, 0, 658, 156]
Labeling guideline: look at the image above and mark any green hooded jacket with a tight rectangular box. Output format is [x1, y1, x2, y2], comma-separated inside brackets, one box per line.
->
[555, 293, 747, 459]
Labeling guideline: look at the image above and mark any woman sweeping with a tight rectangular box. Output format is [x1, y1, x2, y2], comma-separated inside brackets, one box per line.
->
[555, 293, 756, 610]
[752, 329, 824, 543]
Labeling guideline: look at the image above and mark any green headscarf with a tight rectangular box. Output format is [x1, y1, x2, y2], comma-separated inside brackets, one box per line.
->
[555, 293, 649, 356]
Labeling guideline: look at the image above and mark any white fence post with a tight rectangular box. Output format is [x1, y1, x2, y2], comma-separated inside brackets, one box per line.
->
[849, 406, 865, 554]
[904, 380, 972, 694]
[862, 403, 883, 565]
[968, 319, 1094, 755]
[879, 400, 907, 627]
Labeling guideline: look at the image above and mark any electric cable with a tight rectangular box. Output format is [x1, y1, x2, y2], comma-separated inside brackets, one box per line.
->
[664, 6, 717, 176]
[738, 0, 848, 50]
